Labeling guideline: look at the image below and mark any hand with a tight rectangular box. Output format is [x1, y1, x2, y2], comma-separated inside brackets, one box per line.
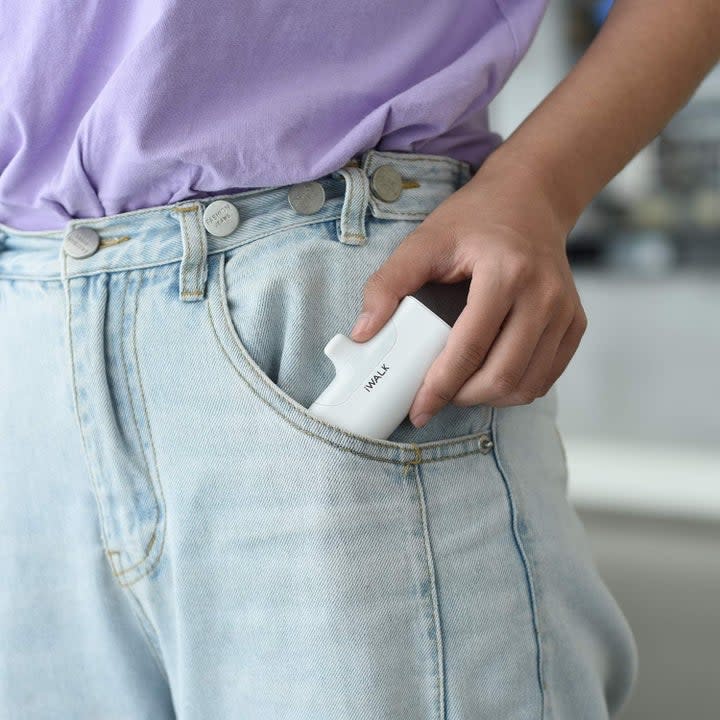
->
[349, 154, 588, 428]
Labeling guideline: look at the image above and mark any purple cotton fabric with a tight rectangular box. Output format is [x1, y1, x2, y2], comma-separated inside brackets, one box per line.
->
[0, 1, 548, 231]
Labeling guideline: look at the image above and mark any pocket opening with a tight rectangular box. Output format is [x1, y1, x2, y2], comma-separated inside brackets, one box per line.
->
[205, 239, 494, 463]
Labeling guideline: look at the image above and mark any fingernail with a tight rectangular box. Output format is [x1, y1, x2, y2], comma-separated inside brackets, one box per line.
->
[411, 412, 432, 428]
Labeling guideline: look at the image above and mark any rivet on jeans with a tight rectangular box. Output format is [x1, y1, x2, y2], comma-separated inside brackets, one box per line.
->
[478, 434, 494, 454]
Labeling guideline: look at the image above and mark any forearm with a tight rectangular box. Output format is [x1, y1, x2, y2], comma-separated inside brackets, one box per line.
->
[476, 0, 720, 235]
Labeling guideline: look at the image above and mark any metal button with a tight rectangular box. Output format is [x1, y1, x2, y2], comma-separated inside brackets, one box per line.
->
[370, 164, 403, 202]
[288, 181, 326, 215]
[63, 226, 100, 259]
[203, 200, 239, 237]
[478, 434, 494, 454]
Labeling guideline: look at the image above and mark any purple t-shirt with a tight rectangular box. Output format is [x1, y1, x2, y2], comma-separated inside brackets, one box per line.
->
[0, 1, 548, 231]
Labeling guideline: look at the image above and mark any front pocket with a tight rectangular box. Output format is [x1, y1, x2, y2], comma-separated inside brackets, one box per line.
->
[204, 220, 494, 460]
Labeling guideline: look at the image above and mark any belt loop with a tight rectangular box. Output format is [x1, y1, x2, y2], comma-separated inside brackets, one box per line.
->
[335, 164, 370, 245]
[172, 201, 208, 302]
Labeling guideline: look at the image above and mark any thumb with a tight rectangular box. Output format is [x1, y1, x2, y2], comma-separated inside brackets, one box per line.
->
[350, 228, 439, 342]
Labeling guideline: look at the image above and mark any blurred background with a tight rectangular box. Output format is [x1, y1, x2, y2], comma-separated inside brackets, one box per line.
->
[490, 2, 720, 718]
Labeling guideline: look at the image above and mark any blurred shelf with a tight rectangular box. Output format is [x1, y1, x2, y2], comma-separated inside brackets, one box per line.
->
[567, 192, 720, 272]
[565, 436, 720, 521]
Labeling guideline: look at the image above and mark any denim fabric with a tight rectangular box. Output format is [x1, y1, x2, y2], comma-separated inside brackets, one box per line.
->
[0, 149, 637, 719]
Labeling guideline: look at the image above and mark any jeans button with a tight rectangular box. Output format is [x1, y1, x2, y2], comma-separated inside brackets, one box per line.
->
[63, 226, 100, 258]
[288, 181, 326, 215]
[203, 200, 240, 237]
[370, 164, 403, 202]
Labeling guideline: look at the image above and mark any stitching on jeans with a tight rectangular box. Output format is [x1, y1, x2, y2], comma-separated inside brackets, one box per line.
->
[359, 167, 370, 234]
[412, 463, 446, 719]
[178, 206, 207, 299]
[62, 266, 162, 587]
[342, 167, 356, 242]
[115, 543, 165, 588]
[118, 271, 168, 586]
[489, 406, 546, 718]
[207, 255, 494, 464]
[109, 270, 165, 580]
[193, 207, 208, 294]
[21, 213, 346, 283]
[206, 288, 401, 464]
[106, 534, 158, 579]
[415, 446, 494, 465]
[366, 151, 471, 173]
[207, 289, 488, 464]
[209, 254, 495, 461]
[340, 166, 368, 244]
[16, 204, 434, 283]
[339, 167, 350, 239]
[98, 235, 131, 247]
[108, 272, 158, 577]
[178, 210, 190, 295]
[409, 446, 422, 466]
[64, 258, 120, 587]
[370, 208, 431, 217]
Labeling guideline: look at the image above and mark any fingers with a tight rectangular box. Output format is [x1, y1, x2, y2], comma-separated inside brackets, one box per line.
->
[537, 309, 588, 395]
[455, 304, 586, 408]
[409, 293, 548, 422]
[350, 228, 452, 341]
[406, 267, 514, 421]
[475, 312, 571, 407]
[346, 209, 588, 424]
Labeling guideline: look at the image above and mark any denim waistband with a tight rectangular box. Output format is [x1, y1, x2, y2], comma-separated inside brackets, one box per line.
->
[0, 149, 473, 283]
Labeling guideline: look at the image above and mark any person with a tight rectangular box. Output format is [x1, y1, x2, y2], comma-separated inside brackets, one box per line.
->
[0, 1, 717, 717]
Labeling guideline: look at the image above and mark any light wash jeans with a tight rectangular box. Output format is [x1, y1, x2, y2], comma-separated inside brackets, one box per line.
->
[0, 149, 637, 719]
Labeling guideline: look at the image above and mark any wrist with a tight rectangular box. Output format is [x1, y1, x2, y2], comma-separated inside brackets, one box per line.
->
[474, 142, 587, 239]
[467, 142, 586, 244]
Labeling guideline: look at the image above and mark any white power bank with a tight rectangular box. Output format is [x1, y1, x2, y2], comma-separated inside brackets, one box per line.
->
[307, 295, 452, 440]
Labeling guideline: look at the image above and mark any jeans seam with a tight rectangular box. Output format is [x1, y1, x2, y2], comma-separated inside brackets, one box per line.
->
[104, 271, 159, 578]
[370, 208, 429, 218]
[366, 151, 471, 173]
[64, 257, 118, 590]
[107, 271, 167, 586]
[340, 166, 352, 241]
[120, 269, 168, 585]
[123, 582, 170, 683]
[339, 165, 368, 243]
[490, 406, 547, 718]
[407, 461, 446, 720]
[61, 271, 167, 676]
